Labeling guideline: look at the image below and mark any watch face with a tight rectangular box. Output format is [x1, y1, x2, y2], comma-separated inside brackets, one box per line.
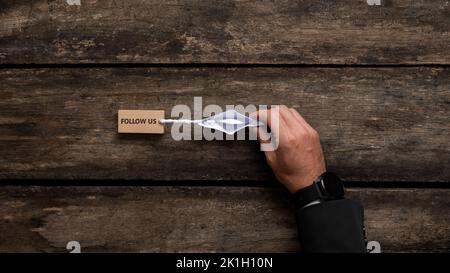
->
[322, 172, 345, 198]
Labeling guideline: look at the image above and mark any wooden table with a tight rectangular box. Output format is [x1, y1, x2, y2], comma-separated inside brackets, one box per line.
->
[0, 0, 449, 252]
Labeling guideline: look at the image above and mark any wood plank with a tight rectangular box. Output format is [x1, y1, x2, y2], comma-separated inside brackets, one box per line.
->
[0, 0, 449, 64]
[1, 67, 449, 182]
[0, 186, 448, 253]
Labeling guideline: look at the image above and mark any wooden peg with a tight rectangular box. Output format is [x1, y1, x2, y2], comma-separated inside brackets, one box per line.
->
[118, 110, 165, 134]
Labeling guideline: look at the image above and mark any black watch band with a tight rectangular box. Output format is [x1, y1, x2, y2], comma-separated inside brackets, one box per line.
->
[293, 180, 323, 209]
[293, 172, 345, 209]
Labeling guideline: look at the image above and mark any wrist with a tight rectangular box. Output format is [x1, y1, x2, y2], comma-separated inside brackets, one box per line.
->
[293, 172, 345, 210]
[289, 168, 326, 193]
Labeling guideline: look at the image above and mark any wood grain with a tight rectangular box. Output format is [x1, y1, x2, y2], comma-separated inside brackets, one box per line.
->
[1, 67, 449, 182]
[0, 0, 449, 64]
[0, 186, 448, 253]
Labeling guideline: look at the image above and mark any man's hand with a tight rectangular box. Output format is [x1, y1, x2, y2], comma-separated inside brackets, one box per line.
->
[251, 106, 326, 193]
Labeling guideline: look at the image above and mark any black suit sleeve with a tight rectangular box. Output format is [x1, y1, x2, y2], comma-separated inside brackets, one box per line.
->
[295, 198, 367, 253]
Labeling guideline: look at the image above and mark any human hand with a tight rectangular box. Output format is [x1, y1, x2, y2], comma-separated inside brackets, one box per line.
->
[251, 106, 326, 193]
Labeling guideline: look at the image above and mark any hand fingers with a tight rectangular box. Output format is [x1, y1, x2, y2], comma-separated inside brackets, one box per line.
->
[249, 126, 271, 143]
[264, 150, 277, 166]
[250, 108, 273, 128]
[279, 105, 304, 131]
[251, 107, 284, 138]
[269, 107, 292, 148]
[277, 105, 314, 150]
[251, 107, 286, 152]
[250, 109, 273, 143]
[289, 107, 315, 133]
[251, 106, 316, 152]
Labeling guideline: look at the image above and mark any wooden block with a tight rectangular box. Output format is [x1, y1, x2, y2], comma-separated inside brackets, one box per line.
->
[118, 110, 165, 134]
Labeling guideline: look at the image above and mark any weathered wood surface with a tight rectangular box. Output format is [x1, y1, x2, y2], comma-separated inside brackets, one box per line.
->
[0, 186, 448, 253]
[1, 67, 449, 182]
[0, 0, 449, 64]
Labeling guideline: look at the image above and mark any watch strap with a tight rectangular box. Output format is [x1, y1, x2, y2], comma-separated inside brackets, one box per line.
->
[294, 182, 323, 209]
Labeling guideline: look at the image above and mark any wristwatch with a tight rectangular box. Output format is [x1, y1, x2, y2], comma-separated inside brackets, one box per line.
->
[293, 172, 345, 209]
